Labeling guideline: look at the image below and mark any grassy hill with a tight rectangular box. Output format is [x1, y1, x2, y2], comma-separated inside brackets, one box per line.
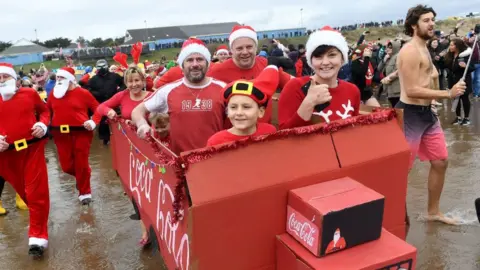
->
[18, 18, 480, 73]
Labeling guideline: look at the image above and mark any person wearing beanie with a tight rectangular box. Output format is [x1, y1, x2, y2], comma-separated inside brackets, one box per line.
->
[86, 59, 125, 145]
[295, 44, 313, 77]
[47, 67, 102, 205]
[351, 44, 381, 106]
[132, 38, 227, 154]
[0, 62, 51, 257]
[278, 26, 361, 129]
[207, 25, 294, 124]
[207, 66, 278, 146]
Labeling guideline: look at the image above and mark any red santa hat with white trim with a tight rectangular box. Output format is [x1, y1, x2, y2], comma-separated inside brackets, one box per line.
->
[177, 38, 212, 66]
[306, 26, 349, 68]
[229, 25, 258, 48]
[223, 65, 279, 106]
[0, 63, 17, 80]
[54, 67, 76, 99]
[216, 45, 229, 55]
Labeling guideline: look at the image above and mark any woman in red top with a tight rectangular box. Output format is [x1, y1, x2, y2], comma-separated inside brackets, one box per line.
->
[278, 26, 361, 129]
[207, 66, 278, 146]
[97, 66, 152, 120]
[97, 66, 154, 247]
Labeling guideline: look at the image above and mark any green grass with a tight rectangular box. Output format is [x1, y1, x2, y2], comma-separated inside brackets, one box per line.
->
[18, 17, 480, 73]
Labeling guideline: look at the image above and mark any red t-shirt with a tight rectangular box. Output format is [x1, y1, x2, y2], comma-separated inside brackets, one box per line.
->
[47, 87, 102, 127]
[206, 123, 277, 146]
[144, 78, 226, 154]
[154, 66, 183, 89]
[278, 77, 361, 129]
[97, 90, 152, 120]
[0, 88, 50, 143]
[207, 56, 292, 124]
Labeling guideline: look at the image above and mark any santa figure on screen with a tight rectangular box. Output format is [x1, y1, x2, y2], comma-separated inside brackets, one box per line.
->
[325, 228, 347, 254]
[47, 67, 101, 205]
[0, 63, 50, 257]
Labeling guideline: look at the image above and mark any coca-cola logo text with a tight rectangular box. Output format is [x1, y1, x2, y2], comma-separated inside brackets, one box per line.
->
[288, 212, 316, 247]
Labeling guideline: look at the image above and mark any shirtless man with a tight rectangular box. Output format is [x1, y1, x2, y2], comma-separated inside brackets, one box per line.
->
[396, 5, 466, 225]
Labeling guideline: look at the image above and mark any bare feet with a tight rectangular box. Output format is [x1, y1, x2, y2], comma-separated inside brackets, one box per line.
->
[426, 213, 459, 225]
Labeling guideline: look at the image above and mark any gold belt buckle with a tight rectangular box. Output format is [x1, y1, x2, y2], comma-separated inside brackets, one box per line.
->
[14, 139, 28, 151]
[60, 125, 70, 133]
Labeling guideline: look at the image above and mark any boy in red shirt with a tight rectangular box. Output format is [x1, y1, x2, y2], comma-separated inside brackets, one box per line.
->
[207, 66, 278, 146]
[278, 26, 361, 129]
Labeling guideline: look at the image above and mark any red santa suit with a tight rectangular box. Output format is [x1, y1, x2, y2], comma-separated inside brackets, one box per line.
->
[325, 228, 347, 254]
[47, 67, 101, 204]
[0, 63, 50, 255]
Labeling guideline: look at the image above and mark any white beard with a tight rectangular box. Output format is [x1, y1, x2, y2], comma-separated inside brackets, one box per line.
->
[53, 79, 70, 99]
[0, 79, 17, 101]
[333, 233, 340, 244]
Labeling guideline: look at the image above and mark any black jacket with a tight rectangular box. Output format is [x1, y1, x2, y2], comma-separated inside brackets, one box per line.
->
[86, 72, 125, 103]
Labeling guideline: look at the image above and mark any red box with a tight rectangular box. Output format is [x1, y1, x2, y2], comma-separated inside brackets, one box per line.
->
[276, 229, 417, 270]
[287, 177, 384, 257]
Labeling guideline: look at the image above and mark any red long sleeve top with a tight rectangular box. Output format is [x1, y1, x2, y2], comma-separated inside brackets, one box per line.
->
[0, 88, 50, 144]
[47, 87, 102, 127]
[97, 90, 152, 120]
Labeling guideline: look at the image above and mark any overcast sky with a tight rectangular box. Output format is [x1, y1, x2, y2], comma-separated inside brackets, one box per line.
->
[2, 0, 479, 43]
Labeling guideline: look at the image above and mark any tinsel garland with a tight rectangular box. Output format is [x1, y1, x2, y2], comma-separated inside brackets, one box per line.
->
[181, 108, 397, 164]
[110, 108, 397, 223]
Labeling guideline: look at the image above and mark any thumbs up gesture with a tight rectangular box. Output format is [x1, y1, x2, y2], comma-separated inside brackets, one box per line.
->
[305, 78, 332, 106]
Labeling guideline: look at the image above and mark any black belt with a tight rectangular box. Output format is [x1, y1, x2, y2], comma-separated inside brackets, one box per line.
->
[7, 136, 47, 151]
[50, 125, 87, 133]
[396, 101, 432, 112]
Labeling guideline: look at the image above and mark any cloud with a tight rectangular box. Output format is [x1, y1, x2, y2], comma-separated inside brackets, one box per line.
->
[1, 0, 478, 43]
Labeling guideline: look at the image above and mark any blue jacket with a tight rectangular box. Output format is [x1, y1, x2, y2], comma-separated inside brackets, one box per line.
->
[44, 79, 55, 96]
[338, 61, 352, 81]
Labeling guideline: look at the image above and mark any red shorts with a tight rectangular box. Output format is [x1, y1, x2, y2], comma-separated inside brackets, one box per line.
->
[396, 102, 448, 169]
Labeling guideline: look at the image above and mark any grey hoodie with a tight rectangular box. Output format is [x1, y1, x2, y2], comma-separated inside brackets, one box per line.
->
[379, 40, 402, 98]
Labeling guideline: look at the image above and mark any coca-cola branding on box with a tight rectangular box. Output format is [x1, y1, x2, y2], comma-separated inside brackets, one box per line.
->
[286, 177, 385, 257]
[286, 205, 319, 255]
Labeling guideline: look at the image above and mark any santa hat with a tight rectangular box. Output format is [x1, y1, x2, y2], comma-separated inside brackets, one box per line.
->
[216, 45, 229, 55]
[56, 67, 76, 82]
[144, 60, 153, 70]
[223, 65, 279, 106]
[306, 26, 349, 67]
[229, 25, 258, 48]
[0, 63, 17, 80]
[177, 38, 211, 66]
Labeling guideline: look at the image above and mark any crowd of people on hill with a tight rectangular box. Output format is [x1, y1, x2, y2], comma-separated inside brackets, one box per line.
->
[334, 19, 405, 32]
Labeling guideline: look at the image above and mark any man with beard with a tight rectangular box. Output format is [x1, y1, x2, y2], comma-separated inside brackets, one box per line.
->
[132, 38, 226, 154]
[86, 59, 125, 145]
[0, 63, 50, 257]
[396, 5, 466, 225]
[207, 25, 293, 123]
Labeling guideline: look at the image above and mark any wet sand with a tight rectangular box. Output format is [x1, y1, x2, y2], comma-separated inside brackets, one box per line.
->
[1, 100, 480, 269]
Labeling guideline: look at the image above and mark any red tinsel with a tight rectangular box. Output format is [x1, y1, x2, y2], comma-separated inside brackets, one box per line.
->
[181, 108, 397, 165]
[109, 108, 397, 224]
[110, 117, 186, 223]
